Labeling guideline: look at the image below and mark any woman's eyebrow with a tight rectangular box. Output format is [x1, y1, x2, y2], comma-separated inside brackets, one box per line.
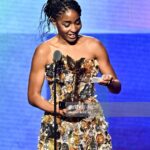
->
[63, 21, 71, 23]
[62, 17, 80, 23]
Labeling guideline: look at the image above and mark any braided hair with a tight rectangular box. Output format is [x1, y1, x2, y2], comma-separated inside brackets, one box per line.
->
[39, 0, 81, 40]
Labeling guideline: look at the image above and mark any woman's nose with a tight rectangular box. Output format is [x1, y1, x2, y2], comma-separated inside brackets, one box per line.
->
[70, 24, 77, 32]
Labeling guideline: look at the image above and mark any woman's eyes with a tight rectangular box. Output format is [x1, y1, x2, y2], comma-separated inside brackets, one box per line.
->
[63, 23, 70, 27]
[76, 20, 81, 25]
[63, 20, 81, 27]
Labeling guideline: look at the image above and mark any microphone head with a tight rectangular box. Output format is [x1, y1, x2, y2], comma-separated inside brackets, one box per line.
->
[53, 50, 62, 62]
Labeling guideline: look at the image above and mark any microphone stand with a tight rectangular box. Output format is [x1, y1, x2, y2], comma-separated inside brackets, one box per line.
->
[53, 62, 58, 150]
[52, 50, 62, 150]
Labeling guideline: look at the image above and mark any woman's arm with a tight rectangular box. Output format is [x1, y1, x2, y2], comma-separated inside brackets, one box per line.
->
[92, 38, 121, 94]
[28, 45, 65, 114]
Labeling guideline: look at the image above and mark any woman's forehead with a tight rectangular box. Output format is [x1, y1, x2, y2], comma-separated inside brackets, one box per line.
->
[57, 9, 80, 21]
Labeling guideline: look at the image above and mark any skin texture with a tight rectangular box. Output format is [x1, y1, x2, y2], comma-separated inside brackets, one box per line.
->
[28, 9, 121, 115]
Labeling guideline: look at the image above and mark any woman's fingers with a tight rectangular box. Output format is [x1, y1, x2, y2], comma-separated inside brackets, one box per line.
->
[59, 109, 66, 115]
[56, 106, 67, 116]
[99, 74, 113, 86]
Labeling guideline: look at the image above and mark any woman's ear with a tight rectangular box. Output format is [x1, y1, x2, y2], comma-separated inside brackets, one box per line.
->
[50, 18, 58, 34]
[50, 18, 56, 26]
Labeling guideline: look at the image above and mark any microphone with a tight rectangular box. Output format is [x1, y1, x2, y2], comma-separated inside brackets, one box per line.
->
[53, 50, 62, 62]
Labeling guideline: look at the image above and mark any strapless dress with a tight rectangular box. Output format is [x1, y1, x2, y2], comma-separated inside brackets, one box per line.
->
[38, 55, 112, 150]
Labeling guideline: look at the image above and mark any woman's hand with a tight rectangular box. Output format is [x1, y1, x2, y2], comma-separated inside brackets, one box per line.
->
[98, 74, 113, 86]
[98, 74, 121, 93]
[56, 105, 67, 116]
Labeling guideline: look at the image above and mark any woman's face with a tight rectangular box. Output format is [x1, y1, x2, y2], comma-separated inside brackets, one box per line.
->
[55, 9, 82, 44]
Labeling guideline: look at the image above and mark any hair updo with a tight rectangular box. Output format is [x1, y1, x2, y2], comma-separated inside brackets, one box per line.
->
[39, 0, 81, 40]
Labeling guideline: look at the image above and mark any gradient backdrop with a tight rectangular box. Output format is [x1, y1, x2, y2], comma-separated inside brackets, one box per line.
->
[0, 0, 150, 149]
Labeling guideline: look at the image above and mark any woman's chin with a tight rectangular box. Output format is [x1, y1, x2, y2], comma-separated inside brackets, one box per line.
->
[66, 37, 79, 44]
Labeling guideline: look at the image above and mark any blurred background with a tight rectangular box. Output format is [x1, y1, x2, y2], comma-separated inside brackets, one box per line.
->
[0, 0, 150, 149]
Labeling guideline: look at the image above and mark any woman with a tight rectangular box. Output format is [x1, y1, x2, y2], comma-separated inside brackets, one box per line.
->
[28, 0, 121, 149]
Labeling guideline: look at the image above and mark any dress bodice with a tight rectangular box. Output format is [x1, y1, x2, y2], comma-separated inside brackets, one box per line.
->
[45, 55, 99, 103]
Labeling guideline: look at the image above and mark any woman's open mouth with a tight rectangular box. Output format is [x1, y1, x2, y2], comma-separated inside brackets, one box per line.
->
[68, 34, 77, 39]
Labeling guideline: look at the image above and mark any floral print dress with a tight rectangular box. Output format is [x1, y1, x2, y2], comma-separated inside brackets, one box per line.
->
[38, 55, 112, 150]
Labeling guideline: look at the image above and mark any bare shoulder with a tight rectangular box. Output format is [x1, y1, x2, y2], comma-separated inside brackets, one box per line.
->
[81, 35, 105, 50]
[33, 37, 56, 64]
[80, 35, 106, 58]
[35, 40, 50, 56]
